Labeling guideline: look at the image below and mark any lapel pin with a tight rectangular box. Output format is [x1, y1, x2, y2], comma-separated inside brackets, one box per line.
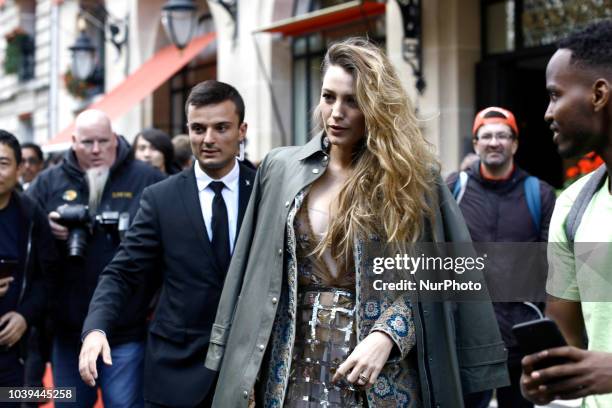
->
[245, 180, 251, 186]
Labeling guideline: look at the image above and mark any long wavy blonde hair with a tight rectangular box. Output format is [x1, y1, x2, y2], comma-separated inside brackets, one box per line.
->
[313, 37, 440, 265]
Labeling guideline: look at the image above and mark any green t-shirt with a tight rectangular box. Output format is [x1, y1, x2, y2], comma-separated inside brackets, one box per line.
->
[547, 171, 612, 408]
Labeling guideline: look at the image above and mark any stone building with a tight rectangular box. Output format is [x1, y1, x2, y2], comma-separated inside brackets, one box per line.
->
[0, 0, 609, 184]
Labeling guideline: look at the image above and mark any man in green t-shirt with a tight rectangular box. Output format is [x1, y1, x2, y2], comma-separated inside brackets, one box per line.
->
[520, 20, 612, 407]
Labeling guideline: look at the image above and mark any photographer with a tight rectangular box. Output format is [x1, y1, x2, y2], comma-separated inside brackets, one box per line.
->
[27, 110, 163, 407]
[0, 131, 56, 403]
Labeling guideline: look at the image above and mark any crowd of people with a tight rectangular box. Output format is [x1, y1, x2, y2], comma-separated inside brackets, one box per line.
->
[0, 19, 611, 408]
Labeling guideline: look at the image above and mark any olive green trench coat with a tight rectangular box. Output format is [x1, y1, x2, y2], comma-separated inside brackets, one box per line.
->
[205, 134, 509, 407]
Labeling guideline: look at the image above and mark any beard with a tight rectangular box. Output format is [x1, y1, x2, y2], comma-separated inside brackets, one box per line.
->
[86, 167, 110, 215]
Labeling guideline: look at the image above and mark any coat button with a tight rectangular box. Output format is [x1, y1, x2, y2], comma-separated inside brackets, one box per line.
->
[258, 344, 265, 351]
[278, 249, 283, 256]
[271, 297, 278, 304]
[312, 168, 319, 174]
[243, 390, 248, 399]
[285, 201, 290, 207]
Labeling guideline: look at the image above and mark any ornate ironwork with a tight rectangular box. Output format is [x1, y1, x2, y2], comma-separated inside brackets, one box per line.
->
[212, 0, 238, 38]
[396, 0, 425, 94]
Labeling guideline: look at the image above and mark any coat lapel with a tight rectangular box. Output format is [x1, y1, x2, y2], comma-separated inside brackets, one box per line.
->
[236, 162, 255, 243]
[179, 168, 220, 275]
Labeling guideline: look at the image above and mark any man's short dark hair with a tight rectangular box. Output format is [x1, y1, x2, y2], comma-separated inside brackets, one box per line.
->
[185, 80, 245, 123]
[559, 20, 612, 73]
[21, 142, 43, 163]
[0, 130, 22, 165]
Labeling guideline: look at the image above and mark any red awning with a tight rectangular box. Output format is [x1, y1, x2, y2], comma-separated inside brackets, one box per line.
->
[255, 1, 385, 37]
[47, 32, 216, 146]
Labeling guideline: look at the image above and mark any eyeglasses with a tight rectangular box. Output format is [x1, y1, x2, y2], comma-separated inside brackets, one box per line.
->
[23, 158, 41, 165]
[477, 132, 514, 142]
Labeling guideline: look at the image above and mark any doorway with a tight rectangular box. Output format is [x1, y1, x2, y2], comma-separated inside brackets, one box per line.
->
[476, 49, 563, 188]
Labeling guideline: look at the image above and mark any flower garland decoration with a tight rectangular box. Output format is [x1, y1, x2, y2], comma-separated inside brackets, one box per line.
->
[63, 68, 97, 99]
[564, 151, 604, 187]
[3, 27, 30, 75]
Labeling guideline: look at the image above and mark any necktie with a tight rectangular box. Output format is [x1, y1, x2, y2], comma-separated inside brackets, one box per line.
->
[209, 181, 231, 274]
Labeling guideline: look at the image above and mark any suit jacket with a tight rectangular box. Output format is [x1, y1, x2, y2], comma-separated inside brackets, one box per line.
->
[82, 161, 256, 407]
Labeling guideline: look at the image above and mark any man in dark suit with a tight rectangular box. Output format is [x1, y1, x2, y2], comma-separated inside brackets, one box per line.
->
[78, 80, 256, 407]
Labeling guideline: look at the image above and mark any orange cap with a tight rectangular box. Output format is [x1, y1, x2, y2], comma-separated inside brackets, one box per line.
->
[472, 106, 519, 137]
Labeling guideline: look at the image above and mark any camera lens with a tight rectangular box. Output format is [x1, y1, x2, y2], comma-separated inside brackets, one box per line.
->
[67, 227, 88, 258]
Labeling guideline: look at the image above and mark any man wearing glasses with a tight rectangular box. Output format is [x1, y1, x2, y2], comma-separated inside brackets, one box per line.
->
[19, 142, 44, 191]
[447, 107, 557, 408]
[27, 109, 164, 407]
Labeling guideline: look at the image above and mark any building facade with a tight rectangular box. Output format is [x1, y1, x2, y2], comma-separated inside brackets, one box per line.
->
[0, 0, 609, 185]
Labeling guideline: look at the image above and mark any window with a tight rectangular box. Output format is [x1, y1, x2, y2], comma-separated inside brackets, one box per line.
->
[78, 0, 107, 96]
[168, 61, 217, 136]
[482, 0, 612, 55]
[291, 1, 385, 145]
[154, 14, 217, 137]
[15, 0, 36, 81]
[485, 0, 515, 54]
[522, 0, 611, 47]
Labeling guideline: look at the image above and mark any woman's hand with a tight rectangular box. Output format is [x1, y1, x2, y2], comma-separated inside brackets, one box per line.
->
[332, 331, 394, 387]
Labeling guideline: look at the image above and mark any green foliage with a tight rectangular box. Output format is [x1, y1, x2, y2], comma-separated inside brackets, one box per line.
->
[3, 32, 29, 75]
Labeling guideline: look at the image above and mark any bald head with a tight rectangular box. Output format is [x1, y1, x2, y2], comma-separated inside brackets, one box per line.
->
[72, 109, 118, 170]
[75, 109, 113, 135]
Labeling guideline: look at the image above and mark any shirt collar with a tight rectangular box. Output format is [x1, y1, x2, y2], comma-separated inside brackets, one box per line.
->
[296, 131, 329, 161]
[194, 159, 240, 193]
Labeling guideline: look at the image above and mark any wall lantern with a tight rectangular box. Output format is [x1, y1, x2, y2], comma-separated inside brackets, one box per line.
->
[161, 0, 198, 50]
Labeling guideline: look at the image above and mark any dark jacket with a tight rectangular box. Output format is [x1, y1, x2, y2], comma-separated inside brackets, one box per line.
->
[446, 160, 556, 358]
[0, 192, 58, 356]
[82, 162, 256, 407]
[446, 160, 556, 242]
[27, 137, 164, 344]
[206, 135, 509, 407]
[10, 192, 57, 327]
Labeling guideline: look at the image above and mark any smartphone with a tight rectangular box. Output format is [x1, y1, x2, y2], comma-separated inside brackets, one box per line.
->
[512, 318, 569, 369]
[0, 259, 18, 279]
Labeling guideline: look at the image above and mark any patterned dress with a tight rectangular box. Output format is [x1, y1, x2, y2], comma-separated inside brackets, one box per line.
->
[260, 188, 422, 408]
[283, 196, 364, 407]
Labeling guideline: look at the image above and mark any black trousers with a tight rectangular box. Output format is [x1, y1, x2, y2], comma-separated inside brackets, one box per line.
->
[145, 378, 217, 408]
[496, 359, 533, 408]
[0, 348, 24, 408]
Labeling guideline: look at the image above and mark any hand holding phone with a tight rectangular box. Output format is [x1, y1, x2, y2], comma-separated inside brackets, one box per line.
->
[0, 260, 17, 299]
[513, 318, 569, 369]
[0, 259, 18, 280]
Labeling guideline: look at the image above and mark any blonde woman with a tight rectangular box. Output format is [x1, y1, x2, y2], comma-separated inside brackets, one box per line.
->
[206, 38, 507, 407]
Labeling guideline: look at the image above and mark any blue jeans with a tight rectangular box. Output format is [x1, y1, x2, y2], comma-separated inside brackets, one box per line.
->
[52, 336, 144, 408]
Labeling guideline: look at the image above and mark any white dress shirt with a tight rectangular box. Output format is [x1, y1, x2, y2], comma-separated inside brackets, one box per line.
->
[194, 159, 240, 254]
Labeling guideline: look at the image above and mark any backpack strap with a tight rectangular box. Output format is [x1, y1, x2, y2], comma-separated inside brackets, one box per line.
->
[452, 171, 469, 204]
[524, 176, 541, 233]
[565, 164, 608, 243]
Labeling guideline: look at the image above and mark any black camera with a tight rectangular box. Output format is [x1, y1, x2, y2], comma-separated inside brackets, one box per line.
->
[96, 211, 130, 242]
[55, 204, 91, 259]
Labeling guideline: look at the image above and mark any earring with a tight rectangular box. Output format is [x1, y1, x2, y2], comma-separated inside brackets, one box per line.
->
[237, 141, 245, 161]
[322, 136, 330, 152]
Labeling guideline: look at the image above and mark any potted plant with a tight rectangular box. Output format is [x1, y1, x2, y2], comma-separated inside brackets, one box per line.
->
[3, 27, 33, 76]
